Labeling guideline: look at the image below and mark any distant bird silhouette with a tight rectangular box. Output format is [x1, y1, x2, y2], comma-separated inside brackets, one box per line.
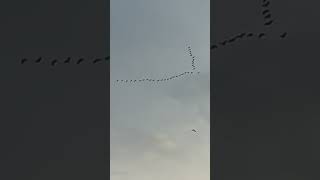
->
[264, 20, 273, 26]
[35, 57, 42, 63]
[76, 58, 84, 64]
[264, 14, 271, 19]
[219, 41, 227, 45]
[237, 33, 246, 38]
[192, 129, 197, 134]
[262, 1, 270, 7]
[211, 45, 217, 50]
[262, 9, 270, 15]
[21, 58, 28, 64]
[258, 33, 266, 38]
[64, 57, 71, 63]
[280, 32, 287, 38]
[247, 33, 254, 37]
[228, 38, 236, 43]
[51, 59, 58, 66]
[93, 58, 102, 64]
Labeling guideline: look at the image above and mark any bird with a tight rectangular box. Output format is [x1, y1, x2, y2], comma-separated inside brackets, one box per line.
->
[51, 59, 58, 66]
[262, 9, 270, 15]
[35, 57, 42, 63]
[264, 14, 271, 19]
[21, 58, 28, 64]
[219, 41, 227, 45]
[192, 129, 197, 133]
[211, 45, 218, 50]
[76, 58, 84, 64]
[237, 33, 246, 38]
[93, 58, 102, 64]
[247, 33, 254, 37]
[228, 38, 236, 43]
[280, 32, 287, 38]
[258, 33, 266, 38]
[64, 57, 71, 63]
[262, 1, 270, 7]
[264, 20, 274, 26]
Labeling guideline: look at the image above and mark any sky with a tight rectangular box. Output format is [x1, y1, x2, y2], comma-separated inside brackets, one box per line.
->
[110, 0, 210, 180]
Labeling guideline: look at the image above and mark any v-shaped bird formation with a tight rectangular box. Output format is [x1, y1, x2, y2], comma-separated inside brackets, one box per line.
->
[114, 44, 201, 84]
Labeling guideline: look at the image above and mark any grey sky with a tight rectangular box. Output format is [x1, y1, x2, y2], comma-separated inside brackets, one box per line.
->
[111, 0, 209, 180]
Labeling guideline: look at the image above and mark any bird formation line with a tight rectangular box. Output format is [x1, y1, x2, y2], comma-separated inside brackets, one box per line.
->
[210, 31, 287, 51]
[187, 45, 196, 70]
[20, 56, 110, 66]
[114, 44, 200, 84]
[211, 0, 287, 52]
[261, 0, 274, 27]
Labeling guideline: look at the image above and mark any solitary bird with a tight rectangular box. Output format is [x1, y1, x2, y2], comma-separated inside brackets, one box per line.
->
[21, 58, 28, 64]
[211, 45, 218, 50]
[219, 41, 227, 46]
[247, 33, 254, 37]
[93, 58, 102, 64]
[258, 33, 266, 38]
[262, 9, 270, 15]
[264, 14, 271, 19]
[280, 32, 287, 38]
[237, 33, 246, 38]
[228, 38, 236, 43]
[264, 20, 274, 26]
[51, 59, 58, 66]
[64, 57, 71, 63]
[192, 129, 197, 133]
[35, 57, 42, 63]
[76, 58, 84, 64]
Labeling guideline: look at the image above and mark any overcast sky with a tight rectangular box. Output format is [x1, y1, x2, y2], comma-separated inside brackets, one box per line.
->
[110, 0, 209, 179]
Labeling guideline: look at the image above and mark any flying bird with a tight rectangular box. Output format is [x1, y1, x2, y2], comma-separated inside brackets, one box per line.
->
[21, 58, 27, 64]
[264, 14, 271, 19]
[35, 57, 42, 63]
[76, 58, 84, 64]
[258, 33, 266, 38]
[262, 9, 270, 15]
[211, 45, 218, 50]
[264, 20, 274, 26]
[64, 57, 71, 63]
[192, 129, 198, 133]
[280, 32, 287, 38]
[228, 38, 236, 43]
[247, 33, 254, 37]
[237, 33, 246, 38]
[51, 59, 58, 66]
[219, 41, 227, 46]
[93, 58, 102, 64]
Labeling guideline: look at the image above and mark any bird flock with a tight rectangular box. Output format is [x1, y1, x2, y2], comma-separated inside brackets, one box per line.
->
[211, 0, 287, 51]
[261, 0, 274, 26]
[114, 44, 201, 84]
[19, 0, 287, 88]
[20, 56, 110, 66]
